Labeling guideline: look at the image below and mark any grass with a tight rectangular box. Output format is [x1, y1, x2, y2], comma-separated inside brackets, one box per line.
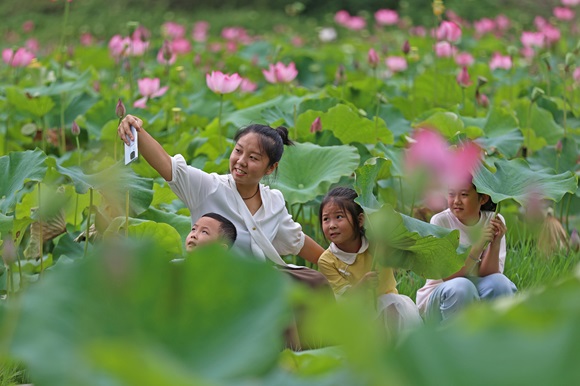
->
[0, 359, 28, 386]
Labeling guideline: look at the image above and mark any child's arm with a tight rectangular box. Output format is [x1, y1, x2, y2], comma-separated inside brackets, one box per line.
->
[118, 114, 173, 181]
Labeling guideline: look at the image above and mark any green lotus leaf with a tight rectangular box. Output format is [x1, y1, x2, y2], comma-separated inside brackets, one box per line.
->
[514, 99, 564, 145]
[527, 137, 579, 175]
[473, 158, 578, 206]
[320, 104, 393, 145]
[0, 149, 48, 214]
[224, 95, 306, 129]
[127, 220, 183, 257]
[463, 106, 523, 158]
[140, 207, 192, 245]
[414, 111, 465, 138]
[5, 87, 55, 117]
[354, 157, 392, 214]
[51, 161, 153, 216]
[392, 275, 580, 385]
[367, 204, 467, 279]
[269, 142, 360, 205]
[0, 213, 13, 234]
[6, 244, 291, 385]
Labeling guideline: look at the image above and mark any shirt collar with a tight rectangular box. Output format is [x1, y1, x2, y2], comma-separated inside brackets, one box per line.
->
[329, 237, 369, 265]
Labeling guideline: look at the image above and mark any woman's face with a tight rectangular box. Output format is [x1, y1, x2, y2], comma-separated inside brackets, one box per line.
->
[229, 132, 276, 186]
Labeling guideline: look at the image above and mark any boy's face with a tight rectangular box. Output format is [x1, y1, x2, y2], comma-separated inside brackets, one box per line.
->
[185, 216, 223, 252]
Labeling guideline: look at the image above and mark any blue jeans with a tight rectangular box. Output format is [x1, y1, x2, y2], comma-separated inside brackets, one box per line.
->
[425, 273, 517, 323]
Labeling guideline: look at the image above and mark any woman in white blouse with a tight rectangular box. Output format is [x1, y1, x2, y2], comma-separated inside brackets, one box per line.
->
[118, 114, 324, 264]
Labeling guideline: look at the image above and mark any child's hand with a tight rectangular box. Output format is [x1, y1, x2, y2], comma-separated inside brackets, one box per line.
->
[118, 114, 144, 146]
[357, 271, 379, 289]
[489, 216, 506, 245]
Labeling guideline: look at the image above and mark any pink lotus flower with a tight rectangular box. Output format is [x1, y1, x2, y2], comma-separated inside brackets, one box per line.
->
[562, 0, 580, 6]
[554, 7, 575, 20]
[495, 15, 510, 31]
[192, 21, 210, 42]
[374, 9, 399, 26]
[534, 16, 548, 30]
[455, 52, 474, 67]
[368, 48, 379, 69]
[80, 32, 94, 46]
[385, 56, 407, 72]
[541, 24, 561, 45]
[206, 71, 242, 94]
[489, 52, 512, 70]
[474, 18, 495, 36]
[25, 38, 39, 53]
[132, 26, 151, 42]
[521, 31, 545, 48]
[171, 38, 191, 54]
[133, 78, 168, 108]
[221, 27, 249, 43]
[573, 67, 580, 83]
[240, 78, 258, 93]
[334, 10, 351, 25]
[2, 47, 35, 67]
[434, 41, 456, 57]
[406, 129, 482, 187]
[410, 26, 427, 37]
[521, 46, 536, 59]
[108, 35, 149, 58]
[344, 16, 366, 30]
[310, 117, 322, 133]
[262, 62, 298, 84]
[157, 41, 176, 65]
[162, 22, 186, 39]
[436, 21, 462, 42]
[22, 20, 35, 33]
[456, 66, 472, 87]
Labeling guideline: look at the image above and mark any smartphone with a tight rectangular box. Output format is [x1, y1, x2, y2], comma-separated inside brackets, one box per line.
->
[124, 126, 138, 165]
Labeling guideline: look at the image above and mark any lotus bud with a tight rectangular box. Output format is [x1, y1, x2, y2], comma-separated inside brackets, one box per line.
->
[2, 236, 16, 266]
[531, 87, 545, 103]
[116, 98, 126, 119]
[476, 91, 490, 108]
[368, 48, 379, 69]
[161, 40, 173, 62]
[310, 117, 322, 133]
[456, 66, 472, 88]
[402, 40, 410, 55]
[570, 229, 580, 252]
[71, 121, 80, 136]
[555, 140, 563, 153]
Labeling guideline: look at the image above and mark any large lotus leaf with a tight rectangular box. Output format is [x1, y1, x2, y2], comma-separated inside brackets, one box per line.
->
[269, 142, 360, 205]
[224, 95, 306, 129]
[374, 144, 404, 178]
[0, 149, 47, 214]
[389, 275, 580, 385]
[140, 207, 192, 244]
[354, 157, 392, 214]
[514, 99, 564, 145]
[527, 137, 579, 175]
[414, 111, 465, 138]
[127, 220, 183, 257]
[464, 106, 524, 158]
[50, 160, 153, 216]
[5, 87, 55, 117]
[5, 243, 292, 385]
[377, 104, 412, 141]
[367, 204, 467, 279]
[320, 104, 393, 145]
[473, 158, 578, 206]
[24, 69, 93, 97]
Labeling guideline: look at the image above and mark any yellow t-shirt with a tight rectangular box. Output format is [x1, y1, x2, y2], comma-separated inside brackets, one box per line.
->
[318, 248, 398, 296]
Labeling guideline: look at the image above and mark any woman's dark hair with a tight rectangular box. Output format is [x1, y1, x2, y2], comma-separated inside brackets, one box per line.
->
[233, 124, 293, 167]
[319, 187, 366, 239]
[201, 212, 237, 247]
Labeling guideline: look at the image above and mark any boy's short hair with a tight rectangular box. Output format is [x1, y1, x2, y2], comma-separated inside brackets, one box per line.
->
[201, 212, 237, 247]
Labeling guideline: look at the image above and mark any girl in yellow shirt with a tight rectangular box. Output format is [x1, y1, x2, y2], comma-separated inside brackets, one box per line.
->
[318, 187, 422, 336]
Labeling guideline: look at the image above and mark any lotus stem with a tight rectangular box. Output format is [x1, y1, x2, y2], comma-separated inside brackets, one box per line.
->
[38, 184, 44, 277]
[565, 194, 572, 232]
[218, 93, 224, 154]
[125, 189, 130, 237]
[84, 188, 93, 258]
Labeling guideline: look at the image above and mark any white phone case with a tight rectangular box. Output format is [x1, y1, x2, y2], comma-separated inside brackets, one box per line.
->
[124, 126, 138, 165]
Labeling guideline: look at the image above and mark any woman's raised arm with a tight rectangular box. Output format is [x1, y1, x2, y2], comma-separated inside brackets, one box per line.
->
[118, 114, 173, 181]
